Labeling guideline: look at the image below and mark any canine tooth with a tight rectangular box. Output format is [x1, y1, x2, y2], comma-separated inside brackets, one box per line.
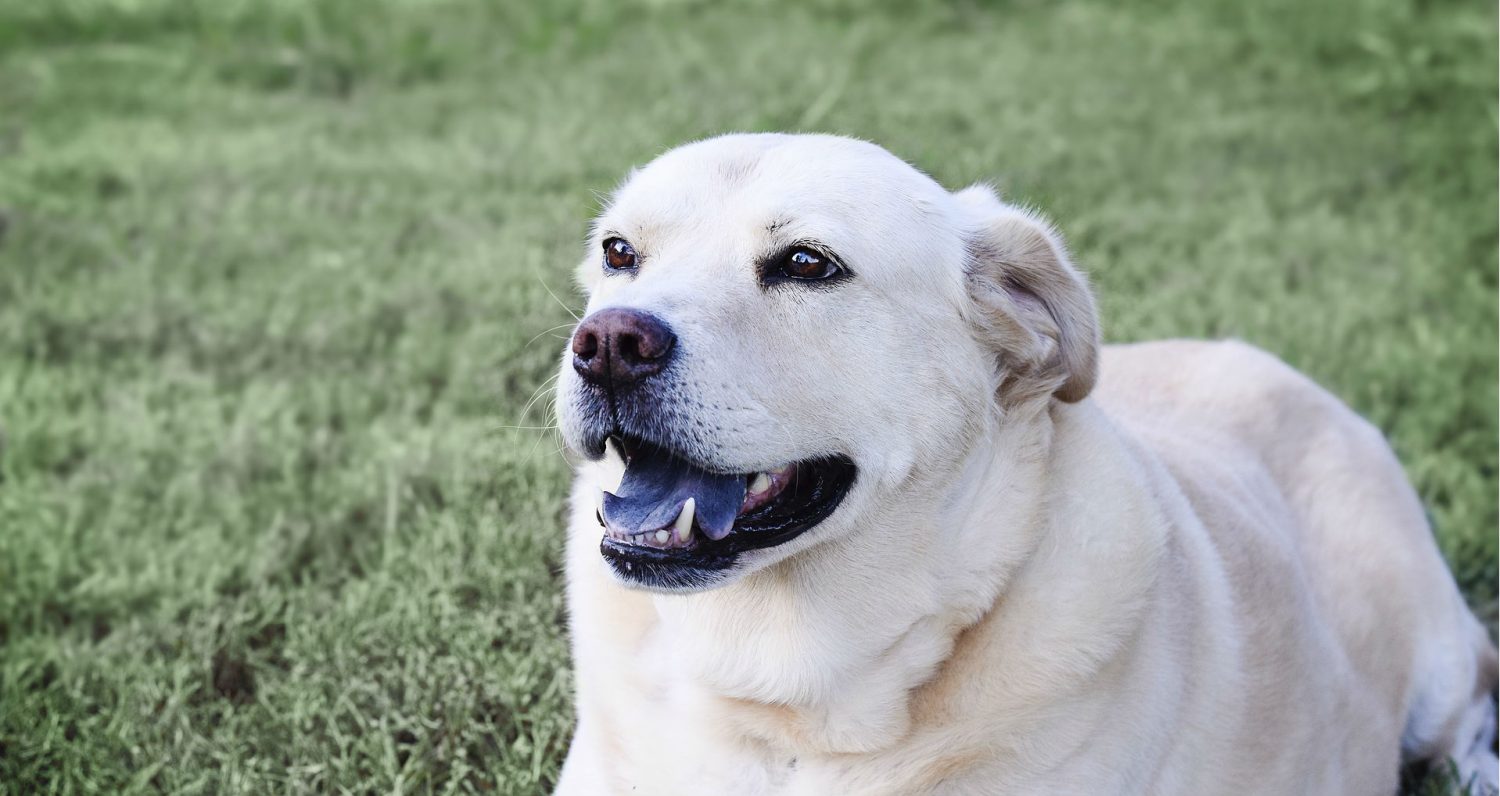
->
[599, 443, 626, 493]
[749, 472, 771, 495]
[654, 529, 670, 545]
[674, 497, 696, 542]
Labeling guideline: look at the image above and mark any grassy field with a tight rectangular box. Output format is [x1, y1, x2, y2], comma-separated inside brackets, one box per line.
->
[0, 0, 1494, 793]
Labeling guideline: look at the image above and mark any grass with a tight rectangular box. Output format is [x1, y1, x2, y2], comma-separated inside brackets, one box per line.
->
[0, 0, 1493, 793]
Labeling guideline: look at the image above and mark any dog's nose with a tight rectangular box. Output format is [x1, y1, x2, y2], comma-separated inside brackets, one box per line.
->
[571, 308, 676, 389]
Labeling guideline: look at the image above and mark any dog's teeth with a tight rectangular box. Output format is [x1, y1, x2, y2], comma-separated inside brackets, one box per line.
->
[600, 443, 626, 493]
[654, 529, 670, 545]
[674, 497, 696, 542]
[749, 473, 771, 495]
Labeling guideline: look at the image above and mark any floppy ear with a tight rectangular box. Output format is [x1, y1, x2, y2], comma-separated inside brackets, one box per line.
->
[956, 185, 1100, 405]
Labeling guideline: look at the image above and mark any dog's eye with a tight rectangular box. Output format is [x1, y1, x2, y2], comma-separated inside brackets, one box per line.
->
[603, 238, 638, 271]
[778, 247, 840, 281]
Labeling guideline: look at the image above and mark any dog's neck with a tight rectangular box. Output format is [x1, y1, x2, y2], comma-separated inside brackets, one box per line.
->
[642, 398, 1163, 756]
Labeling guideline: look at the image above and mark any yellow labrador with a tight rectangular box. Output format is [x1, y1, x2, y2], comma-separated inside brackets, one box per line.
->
[552, 134, 1497, 795]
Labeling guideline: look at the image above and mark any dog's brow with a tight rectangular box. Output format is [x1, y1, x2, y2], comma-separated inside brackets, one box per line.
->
[765, 217, 792, 235]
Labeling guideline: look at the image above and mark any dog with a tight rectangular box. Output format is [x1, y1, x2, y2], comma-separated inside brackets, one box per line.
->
[551, 133, 1498, 795]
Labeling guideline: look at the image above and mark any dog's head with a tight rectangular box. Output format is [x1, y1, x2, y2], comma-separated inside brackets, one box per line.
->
[556, 134, 1098, 592]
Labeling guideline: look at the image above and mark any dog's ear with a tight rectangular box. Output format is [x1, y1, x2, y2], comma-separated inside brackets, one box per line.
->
[956, 185, 1100, 405]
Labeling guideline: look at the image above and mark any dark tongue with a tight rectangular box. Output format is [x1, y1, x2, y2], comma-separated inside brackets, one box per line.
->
[602, 447, 746, 541]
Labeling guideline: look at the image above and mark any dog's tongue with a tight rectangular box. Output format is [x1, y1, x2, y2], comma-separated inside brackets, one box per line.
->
[602, 448, 746, 541]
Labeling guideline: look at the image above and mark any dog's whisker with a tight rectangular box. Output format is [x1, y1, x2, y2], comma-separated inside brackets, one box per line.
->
[518, 374, 562, 425]
[536, 275, 582, 322]
[525, 322, 579, 349]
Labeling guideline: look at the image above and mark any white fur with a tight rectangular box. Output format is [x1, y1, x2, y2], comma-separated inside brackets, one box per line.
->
[552, 134, 1497, 795]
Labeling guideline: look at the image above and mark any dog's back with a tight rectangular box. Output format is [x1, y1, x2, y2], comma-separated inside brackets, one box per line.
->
[1094, 339, 1498, 792]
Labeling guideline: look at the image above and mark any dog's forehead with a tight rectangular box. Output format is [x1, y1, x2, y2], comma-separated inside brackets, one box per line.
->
[603, 134, 954, 247]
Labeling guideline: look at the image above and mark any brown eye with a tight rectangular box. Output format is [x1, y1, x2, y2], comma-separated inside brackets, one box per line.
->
[603, 238, 638, 271]
[779, 247, 839, 281]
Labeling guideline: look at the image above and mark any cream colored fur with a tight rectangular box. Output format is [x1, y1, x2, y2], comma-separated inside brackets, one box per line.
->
[553, 134, 1497, 795]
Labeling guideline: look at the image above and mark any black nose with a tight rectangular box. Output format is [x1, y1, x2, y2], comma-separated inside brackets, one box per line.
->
[571, 308, 676, 389]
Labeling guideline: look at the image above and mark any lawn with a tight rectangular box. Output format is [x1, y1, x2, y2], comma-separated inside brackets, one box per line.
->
[0, 0, 1494, 793]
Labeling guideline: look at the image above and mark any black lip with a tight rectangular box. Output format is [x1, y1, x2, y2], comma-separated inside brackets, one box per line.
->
[599, 446, 857, 591]
[599, 539, 740, 591]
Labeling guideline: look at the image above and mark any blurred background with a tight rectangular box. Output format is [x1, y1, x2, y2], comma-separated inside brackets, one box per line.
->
[0, 0, 1494, 792]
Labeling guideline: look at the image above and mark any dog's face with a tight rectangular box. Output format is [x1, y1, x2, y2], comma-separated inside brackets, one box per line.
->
[556, 134, 1098, 592]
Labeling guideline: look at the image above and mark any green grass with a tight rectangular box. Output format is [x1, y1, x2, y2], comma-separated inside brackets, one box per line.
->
[0, 0, 1493, 793]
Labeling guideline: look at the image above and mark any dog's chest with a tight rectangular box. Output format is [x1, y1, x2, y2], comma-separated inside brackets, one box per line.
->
[610, 728, 868, 796]
[596, 666, 858, 795]
[605, 692, 794, 795]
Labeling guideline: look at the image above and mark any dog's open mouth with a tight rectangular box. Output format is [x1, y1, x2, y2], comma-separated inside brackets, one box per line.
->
[595, 435, 856, 587]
